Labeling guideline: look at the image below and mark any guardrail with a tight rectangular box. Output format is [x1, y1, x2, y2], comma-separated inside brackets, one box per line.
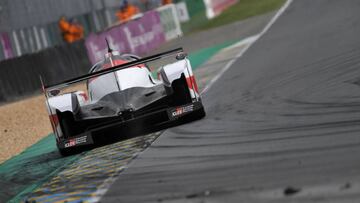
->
[0, 41, 91, 103]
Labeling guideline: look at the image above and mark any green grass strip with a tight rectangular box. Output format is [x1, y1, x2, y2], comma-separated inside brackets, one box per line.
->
[184, 0, 286, 34]
[188, 40, 238, 70]
[0, 134, 80, 203]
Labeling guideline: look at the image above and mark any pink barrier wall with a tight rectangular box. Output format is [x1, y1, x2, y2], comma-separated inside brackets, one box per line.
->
[85, 11, 166, 65]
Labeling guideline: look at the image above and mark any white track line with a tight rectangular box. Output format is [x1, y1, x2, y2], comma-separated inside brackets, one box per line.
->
[94, 1, 294, 202]
[201, 0, 293, 94]
[222, 35, 259, 52]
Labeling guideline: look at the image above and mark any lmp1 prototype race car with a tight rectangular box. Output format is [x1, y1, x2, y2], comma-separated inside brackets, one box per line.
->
[42, 46, 205, 155]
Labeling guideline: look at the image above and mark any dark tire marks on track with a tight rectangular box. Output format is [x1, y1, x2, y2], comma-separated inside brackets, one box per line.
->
[103, 0, 360, 202]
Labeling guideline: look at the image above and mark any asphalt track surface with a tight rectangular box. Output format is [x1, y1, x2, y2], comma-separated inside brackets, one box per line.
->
[103, 0, 360, 202]
[151, 12, 274, 54]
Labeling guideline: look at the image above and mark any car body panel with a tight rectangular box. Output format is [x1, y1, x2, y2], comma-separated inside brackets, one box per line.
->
[42, 48, 205, 154]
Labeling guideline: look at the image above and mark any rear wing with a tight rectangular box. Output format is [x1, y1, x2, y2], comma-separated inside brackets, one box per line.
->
[43, 48, 184, 91]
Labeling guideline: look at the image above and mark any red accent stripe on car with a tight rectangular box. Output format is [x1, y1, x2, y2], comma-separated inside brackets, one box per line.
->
[49, 114, 59, 127]
[186, 75, 199, 93]
[79, 92, 88, 101]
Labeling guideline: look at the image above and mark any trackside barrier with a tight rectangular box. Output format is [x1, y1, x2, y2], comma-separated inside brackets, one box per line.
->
[0, 32, 14, 60]
[85, 6, 183, 65]
[0, 41, 91, 103]
[175, 2, 190, 23]
[0, 6, 109, 62]
[176, 0, 207, 33]
[156, 4, 183, 41]
[85, 11, 166, 65]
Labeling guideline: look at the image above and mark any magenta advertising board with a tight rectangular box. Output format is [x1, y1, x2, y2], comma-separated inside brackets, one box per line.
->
[85, 11, 166, 64]
[0, 32, 14, 59]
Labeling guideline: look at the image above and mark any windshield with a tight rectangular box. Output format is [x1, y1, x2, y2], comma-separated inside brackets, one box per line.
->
[90, 53, 141, 73]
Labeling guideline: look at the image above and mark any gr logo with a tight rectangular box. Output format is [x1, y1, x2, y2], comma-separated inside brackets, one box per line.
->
[64, 136, 87, 148]
[172, 104, 194, 117]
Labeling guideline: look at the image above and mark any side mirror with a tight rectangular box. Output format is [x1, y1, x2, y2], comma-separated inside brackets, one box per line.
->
[176, 52, 187, 60]
[49, 89, 61, 96]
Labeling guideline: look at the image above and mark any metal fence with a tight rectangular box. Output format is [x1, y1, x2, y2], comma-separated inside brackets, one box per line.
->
[0, 0, 164, 61]
[0, 1, 185, 103]
[0, 40, 91, 103]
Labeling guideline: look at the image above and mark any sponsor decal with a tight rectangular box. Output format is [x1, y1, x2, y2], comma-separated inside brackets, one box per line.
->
[64, 136, 88, 148]
[176, 2, 190, 22]
[171, 104, 194, 118]
[85, 11, 165, 64]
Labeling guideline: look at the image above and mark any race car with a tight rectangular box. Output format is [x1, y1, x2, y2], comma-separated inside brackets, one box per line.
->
[42, 46, 205, 156]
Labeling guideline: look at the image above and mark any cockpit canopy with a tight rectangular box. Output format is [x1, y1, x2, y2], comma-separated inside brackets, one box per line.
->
[87, 51, 158, 102]
[89, 51, 142, 73]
